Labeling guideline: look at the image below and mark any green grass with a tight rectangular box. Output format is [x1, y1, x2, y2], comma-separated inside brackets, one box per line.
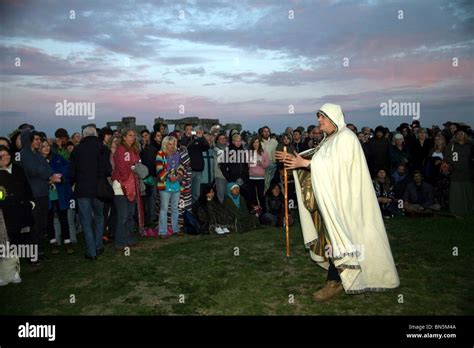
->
[1, 215, 473, 315]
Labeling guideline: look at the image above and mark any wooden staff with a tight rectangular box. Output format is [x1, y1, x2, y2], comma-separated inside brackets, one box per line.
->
[284, 146, 290, 258]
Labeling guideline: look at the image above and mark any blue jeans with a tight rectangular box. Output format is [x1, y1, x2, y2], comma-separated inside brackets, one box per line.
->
[159, 190, 180, 235]
[191, 171, 202, 203]
[147, 186, 157, 223]
[215, 177, 227, 204]
[114, 195, 137, 247]
[264, 163, 277, 193]
[77, 198, 104, 257]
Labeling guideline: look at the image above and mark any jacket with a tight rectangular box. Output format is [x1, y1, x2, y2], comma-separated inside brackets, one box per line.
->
[403, 181, 436, 208]
[70, 136, 112, 198]
[219, 143, 249, 183]
[248, 151, 270, 178]
[19, 129, 53, 198]
[48, 153, 73, 210]
[181, 135, 210, 172]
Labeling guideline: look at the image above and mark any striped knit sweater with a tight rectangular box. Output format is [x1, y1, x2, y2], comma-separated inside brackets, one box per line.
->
[156, 150, 184, 191]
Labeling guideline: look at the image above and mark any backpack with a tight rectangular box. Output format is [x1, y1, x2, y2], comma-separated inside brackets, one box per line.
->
[183, 210, 201, 235]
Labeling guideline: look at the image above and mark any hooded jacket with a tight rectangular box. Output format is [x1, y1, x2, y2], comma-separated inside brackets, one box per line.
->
[19, 129, 53, 198]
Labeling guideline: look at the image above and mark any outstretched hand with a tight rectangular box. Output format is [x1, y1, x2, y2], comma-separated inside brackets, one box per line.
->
[275, 150, 294, 162]
[275, 151, 310, 170]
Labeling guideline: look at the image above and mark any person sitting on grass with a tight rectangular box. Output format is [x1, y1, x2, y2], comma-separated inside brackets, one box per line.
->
[391, 163, 410, 200]
[193, 184, 234, 234]
[403, 170, 441, 214]
[260, 182, 286, 226]
[372, 168, 399, 218]
[223, 182, 259, 233]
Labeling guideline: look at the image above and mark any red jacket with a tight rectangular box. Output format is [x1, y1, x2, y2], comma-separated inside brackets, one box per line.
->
[111, 145, 140, 184]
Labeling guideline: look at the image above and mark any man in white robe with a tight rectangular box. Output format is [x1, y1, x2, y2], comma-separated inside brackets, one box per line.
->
[276, 103, 399, 301]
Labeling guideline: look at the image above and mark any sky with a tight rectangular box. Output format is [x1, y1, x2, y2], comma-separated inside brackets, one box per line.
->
[1, 0, 473, 137]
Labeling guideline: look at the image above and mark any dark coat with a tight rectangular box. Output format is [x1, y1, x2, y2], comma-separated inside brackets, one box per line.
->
[411, 138, 433, 171]
[264, 192, 284, 216]
[403, 181, 436, 208]
[0, 163, 34, 232]
[181, 135, 210, 172]
[19, 130, 53, 198]
[293, 140, 309, 153]
[48, 153, 73, 210]
[223, 194, 259, 233]
[193, 199, 235, 233]
[390, 144, 411, 173]
[219, 143, 249, 183]
[444, 142, 474, 182]
[69, 136, 112, 198]
[367, 136, 391, 175]
[140, 141, 159, 177]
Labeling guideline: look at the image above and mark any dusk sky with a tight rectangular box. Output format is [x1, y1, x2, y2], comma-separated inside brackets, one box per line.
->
[1, 0, 473, 136]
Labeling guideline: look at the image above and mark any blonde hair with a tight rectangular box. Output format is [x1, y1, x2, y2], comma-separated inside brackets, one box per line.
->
[161, 136, 177, 153]
[434, 134, 446, 152]
[232, 134, 241, 142]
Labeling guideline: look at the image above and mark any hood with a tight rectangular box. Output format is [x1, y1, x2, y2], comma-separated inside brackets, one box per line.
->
[20, 129, 34, 154]
[318, 103, 346, 133]
[226, 182, 241, 208]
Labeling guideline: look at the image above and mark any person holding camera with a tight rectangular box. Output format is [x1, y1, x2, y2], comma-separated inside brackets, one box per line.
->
[180, 124, 210, 203]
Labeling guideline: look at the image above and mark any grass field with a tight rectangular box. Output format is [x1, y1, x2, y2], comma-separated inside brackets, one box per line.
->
[1, 215, 473, 315]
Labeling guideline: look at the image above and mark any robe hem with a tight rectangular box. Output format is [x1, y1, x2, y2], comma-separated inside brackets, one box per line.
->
[345, 286, 398, 295]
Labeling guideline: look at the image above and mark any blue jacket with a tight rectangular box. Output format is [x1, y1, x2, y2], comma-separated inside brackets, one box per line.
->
[19, 130, 53, 198]
[48, 154, 73, 210]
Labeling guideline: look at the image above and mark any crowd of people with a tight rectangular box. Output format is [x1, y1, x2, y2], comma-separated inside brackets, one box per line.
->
[0, 118, 473, 276]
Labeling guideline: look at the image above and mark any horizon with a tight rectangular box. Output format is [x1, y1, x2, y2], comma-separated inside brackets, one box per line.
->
[1, 0, 473, 137]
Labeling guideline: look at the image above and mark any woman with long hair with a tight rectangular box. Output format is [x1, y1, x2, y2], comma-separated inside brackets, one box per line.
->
[111, 128, 141, 250]
[248, 137, 270, 211]
[156, 136, 184, 239]
[103, 136, 120, 242]
[260, 182, 285, 226]
[372, 168, 398, 218]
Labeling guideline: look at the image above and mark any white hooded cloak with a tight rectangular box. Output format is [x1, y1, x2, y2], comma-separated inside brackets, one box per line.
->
[294, 103, 400, 294]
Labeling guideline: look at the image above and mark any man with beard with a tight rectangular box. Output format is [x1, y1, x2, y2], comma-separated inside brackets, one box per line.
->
[259, 126, 278, 192]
